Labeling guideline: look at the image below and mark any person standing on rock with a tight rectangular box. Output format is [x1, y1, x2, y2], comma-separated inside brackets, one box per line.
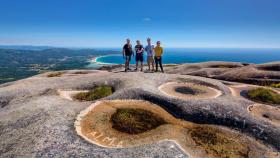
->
[154, 41, 164, 73]
[134, 40, 144, 71]
[145, 38, 155, 72]
[123, 38, 134, 72]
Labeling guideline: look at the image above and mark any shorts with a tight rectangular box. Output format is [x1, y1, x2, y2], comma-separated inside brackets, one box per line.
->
[136, 53, 144, 62]
[125, 55, 131, 62]
[147, 56, 154, 63]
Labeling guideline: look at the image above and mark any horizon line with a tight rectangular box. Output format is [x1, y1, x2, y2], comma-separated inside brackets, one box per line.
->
[0, 44, 280, 50]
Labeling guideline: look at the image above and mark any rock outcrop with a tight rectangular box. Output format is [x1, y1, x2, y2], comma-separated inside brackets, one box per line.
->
[165, 61, 280, 85]
[0, 64, 279, 158]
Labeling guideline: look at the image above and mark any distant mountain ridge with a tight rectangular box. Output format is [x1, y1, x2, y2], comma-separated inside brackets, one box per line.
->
[0, 45, 55, 50]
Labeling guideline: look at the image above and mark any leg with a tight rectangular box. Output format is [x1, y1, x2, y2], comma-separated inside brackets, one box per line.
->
[152, 57, 155, 71]
[135, 55, 138, 70]
[125, 56, 128, 71]
[135, 61, 138, 70]
[147, 56, 151, 71]
[159, 57, 164, 72]
[140, 55, 144, 71]
[155, 57, 159, 72]
[127, 55, 131, 69]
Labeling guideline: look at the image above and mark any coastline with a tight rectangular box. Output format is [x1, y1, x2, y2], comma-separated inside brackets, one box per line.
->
[89, 48, 280, 66]
[91, 54, 121, 65]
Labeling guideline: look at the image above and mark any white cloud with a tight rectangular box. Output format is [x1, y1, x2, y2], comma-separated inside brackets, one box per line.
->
[143, 17, 151, 22]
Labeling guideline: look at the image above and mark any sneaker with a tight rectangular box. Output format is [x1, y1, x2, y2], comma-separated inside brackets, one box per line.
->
[134, 68, 138, 71]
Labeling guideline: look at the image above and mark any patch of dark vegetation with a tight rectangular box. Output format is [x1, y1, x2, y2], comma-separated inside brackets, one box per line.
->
[209, 65, 242, 68]
[215, 78, 280, 86]
[73, 85, 113, 101]
[73, 71, 89, 74]
[164, 64, 178, 67]
[189, 126, 249, 158]
[258, 65, 280, 71]
[271, 83, 280, 88]
[98, 65, 123, 71]
[111, 108, 166, 134]
[47, 72, 64, 77]
[175, 86, 205, 95]
[247, 88, 280, 105]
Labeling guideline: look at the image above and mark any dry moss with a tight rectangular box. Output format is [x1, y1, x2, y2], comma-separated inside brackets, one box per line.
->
[47, 72, 64, 77]
[189, 126, 249, 158]
[73, 86, 113, 101]
[164, 64, 178, 67]
[247, 88, 280, 105]
[73, 71, 89, 74]
[271, 83, 280, 88]
[111, 108, 166, 134]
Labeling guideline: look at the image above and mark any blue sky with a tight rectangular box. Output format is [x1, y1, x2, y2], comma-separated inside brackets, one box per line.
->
[0, 0, 279, 48]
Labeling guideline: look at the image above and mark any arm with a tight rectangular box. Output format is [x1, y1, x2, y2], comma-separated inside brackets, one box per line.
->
[140, 45, 144, 53]
[122, 49, 125, 58]
[122, 46, 125, 58]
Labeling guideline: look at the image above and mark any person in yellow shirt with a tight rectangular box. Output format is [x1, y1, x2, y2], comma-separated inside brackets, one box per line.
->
[154, 41, 164, 73]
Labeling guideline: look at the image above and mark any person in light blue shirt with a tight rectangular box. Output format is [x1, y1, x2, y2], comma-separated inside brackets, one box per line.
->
[145, 38, 155, 71]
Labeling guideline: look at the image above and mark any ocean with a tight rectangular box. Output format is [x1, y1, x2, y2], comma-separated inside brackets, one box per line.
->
[88, 48, 280, 67]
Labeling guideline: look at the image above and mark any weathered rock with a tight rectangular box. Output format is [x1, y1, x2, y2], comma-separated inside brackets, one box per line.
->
[0, 66, 279, 158]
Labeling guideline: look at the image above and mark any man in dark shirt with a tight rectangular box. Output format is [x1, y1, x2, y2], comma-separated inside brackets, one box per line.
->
[134, 40, 144, 71]
[122, 38, 134, 71]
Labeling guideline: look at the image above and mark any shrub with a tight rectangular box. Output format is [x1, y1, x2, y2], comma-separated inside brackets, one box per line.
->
[271, 83, 280, 88]
[247, 88, 280, 105]
[47, 72, 64, 77]
[74, 86, 113, 101]
[73, 71, 89, 74]
[111, 108, 166, 134]
[189, 126, 249, 158]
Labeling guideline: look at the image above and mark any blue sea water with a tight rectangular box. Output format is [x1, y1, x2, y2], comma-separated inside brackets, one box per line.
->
[93, 48, 280, 65]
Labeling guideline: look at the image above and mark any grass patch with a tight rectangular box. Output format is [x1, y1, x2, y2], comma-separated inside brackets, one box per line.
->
[271, 83, 280, 88]
[47, 72, 64, 77]
[164, 64, 178, 67]
[247, 88, 280, 105]
[73, 71, 89, 74]
[111, 108, 166, 134]
[73, 86, 113, 101]
[189, 126, 249, 158]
